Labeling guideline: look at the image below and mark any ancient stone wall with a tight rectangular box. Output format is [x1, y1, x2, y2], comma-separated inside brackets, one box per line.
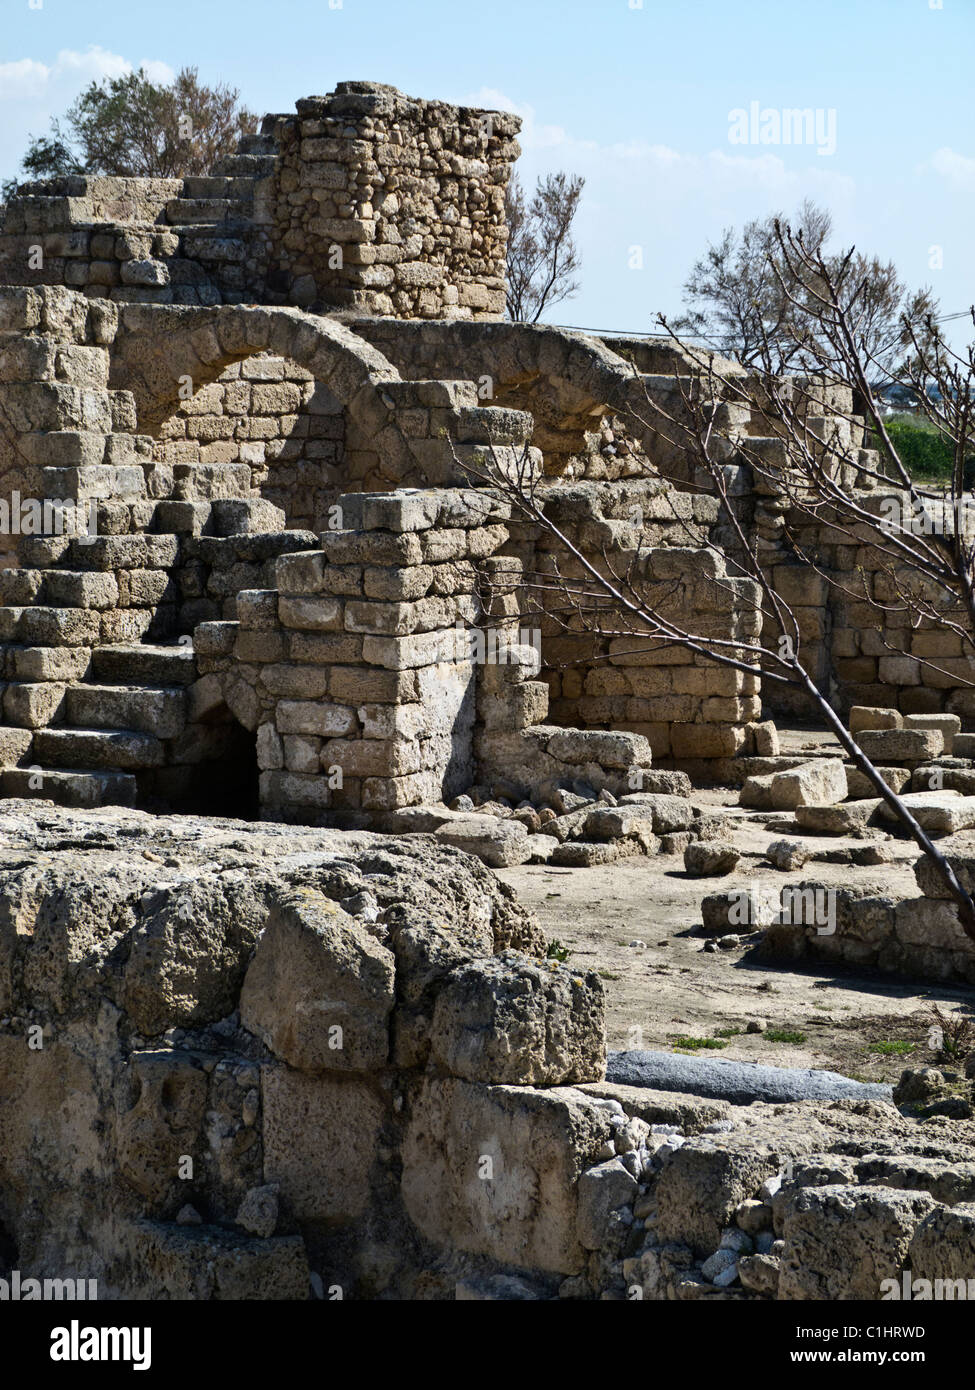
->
[2, 804, 974, 1300]
[154, 354, 347, 533]
[767, 493, 975, 722]
[0, 83, 520, 322]
[257, 82, 520, 318]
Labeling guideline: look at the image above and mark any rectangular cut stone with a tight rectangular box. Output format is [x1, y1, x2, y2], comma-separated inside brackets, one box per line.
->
[770, 760, 848, 810]
[904, 713, 961, 754]
[856, 729, 944, 763]
[849, 706, 903, 733]
[276, 701, 357, 737]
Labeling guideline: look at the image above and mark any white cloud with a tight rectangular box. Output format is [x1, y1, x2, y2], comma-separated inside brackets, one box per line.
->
[0, 47, 173, 180]
[0, 46, 133, 102]
[926, 146, 975, 190]
[139, 59, 176, 85]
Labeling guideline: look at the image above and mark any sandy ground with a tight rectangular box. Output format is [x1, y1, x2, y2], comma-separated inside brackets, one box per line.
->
[498, 736, 975, 1085]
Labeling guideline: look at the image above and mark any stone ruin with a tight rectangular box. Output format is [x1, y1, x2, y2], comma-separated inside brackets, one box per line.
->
[2, 80, 975, 1302]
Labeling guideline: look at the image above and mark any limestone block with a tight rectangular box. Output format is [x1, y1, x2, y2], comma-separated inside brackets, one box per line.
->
[576, 1158, 639, 1250]
[701, 884, 780, 935]
[278, 594, 343, 631]
[3, 681, 66, 729]
[547, 728, 652, 771]
[752, 720, 780, 756]
[276, 700, 357, 737]
[904, 712, 961, 754]
[878, 790, 975, 837]
[795, 799, 879, 834]
[894, 898, 973, 951]
[908, 1205, 975, 1287]
[428, 951, 605, 1085]
[856, 728, 943, 763]
[117, 1050, 208, 1202]
[261, 1067, 384, 1224]
[583, 806, 656, 849]
[844, 765, 910, 799]
[401, 1078, 611, 1275]
[124, 1221, 308, 1300]
[241, 891, 395, 1072]
[770, 759, 847, 810]
[433, 815, 532, 868]
[778, 1184, 939, 1299]
[849, 705, 903, 733]
[683, 841, 740, 876]
[655, 1140, 781, 1255]
[615, 793, 693, 833]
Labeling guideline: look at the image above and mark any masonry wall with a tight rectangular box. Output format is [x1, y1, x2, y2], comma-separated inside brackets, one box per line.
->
[258, 82, 520, 318]
[154, 354, 347, 533]
[765, 490, 975, 722]
[500, 479, 763, 768]
[0, 83, 520, 322]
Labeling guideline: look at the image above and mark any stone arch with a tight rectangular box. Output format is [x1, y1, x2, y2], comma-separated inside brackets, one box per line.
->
[349, 319, 650, 474]
[108, 303, 420, 493]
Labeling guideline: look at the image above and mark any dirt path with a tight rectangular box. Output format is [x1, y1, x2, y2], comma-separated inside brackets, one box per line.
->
[498, 781, 975, 1085]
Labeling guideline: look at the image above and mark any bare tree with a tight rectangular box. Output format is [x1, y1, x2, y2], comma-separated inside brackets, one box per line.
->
[462, 235, 975, 938]
[674, 200, 939, 379]
[505, 171, 584, 323]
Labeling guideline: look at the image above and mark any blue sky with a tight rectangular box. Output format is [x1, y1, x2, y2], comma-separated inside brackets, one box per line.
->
[2, 0, 972, 338]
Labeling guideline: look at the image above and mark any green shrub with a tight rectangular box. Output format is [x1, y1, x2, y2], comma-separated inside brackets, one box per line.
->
[876, 415, 974, 485]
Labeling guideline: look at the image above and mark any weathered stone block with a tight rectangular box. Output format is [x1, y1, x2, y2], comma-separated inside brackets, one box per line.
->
[429, 952, 605, 1086]
[401, 1078, 611, 1275]
[240, 890, 395, 1072]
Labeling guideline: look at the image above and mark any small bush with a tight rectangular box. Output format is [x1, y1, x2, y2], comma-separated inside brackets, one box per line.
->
[673, 1036, 728, 1050]
[868, 1040, 916, 1056]
[765, 1029, 807, 1044]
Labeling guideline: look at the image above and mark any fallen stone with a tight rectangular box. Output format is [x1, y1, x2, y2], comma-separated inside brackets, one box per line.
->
[551, 839, 622, 867]
[751, 721, 780, 756]
[844, 765, 911, 799]
[740, 773, 775, 810]
[584, 806, 657, 848]
[576, 1158, 639, 1250]
[770, 760, 848, 811]
[605, 1051, 894, 1104]
[235, 1184, 280, 1239]
[795, 799, 880, 834]
[616, 793, 694, 833]
[683, 841, 740, 876]
[878, 790, 975, 836]
[766, 839, 809, 870]
[849, 706, 903, 733]
[738, 1252, 780, 1294]
[855, 728, 944, 763]
[905, 712, 961, 754]
[701, 885, 779, 936]
[433, 815, 532, 867]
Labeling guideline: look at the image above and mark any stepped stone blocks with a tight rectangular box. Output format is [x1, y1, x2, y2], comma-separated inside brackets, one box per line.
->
[0, 82, 520, 321]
